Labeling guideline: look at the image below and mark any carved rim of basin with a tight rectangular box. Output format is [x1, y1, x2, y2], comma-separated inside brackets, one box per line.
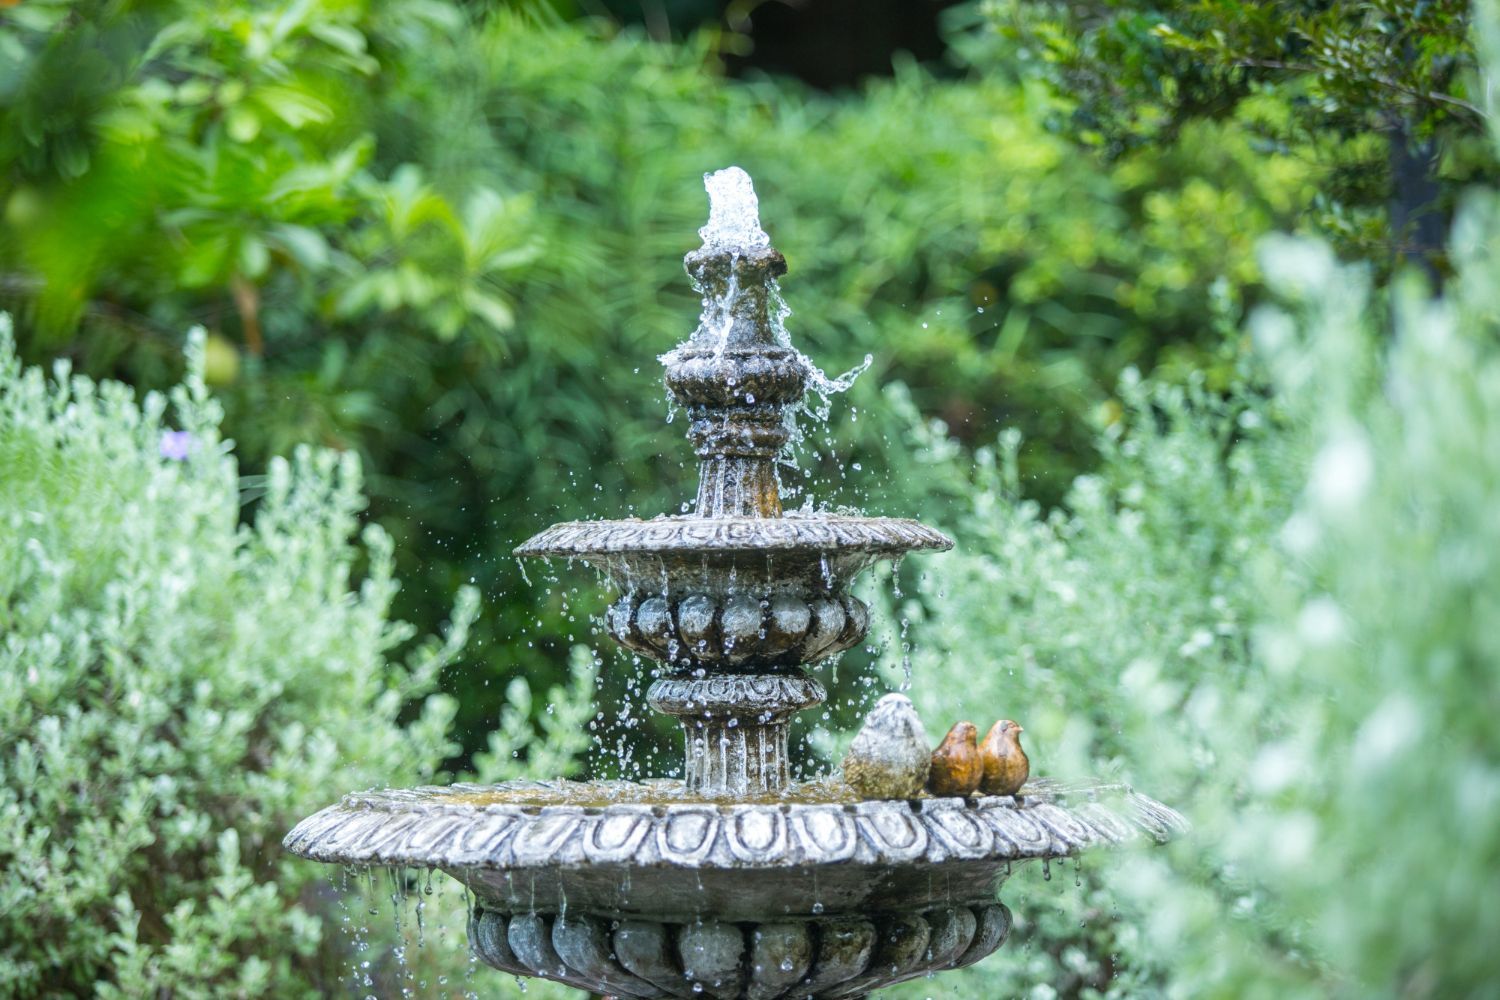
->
[515, 515, 952, 598]
[282, 777, 1186, 920]
[515, 513, 952, 559]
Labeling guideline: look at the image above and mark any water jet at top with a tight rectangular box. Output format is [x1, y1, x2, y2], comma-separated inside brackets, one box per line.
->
[698, 166, 771, 252]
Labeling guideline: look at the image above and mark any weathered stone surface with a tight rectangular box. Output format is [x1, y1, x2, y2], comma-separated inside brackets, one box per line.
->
[647, 674, 826, 718]
[552, 913, 661, 998]
[953, 902, 1012, 969]
[746, 922, 812, 1000]
[679, 921, 746, 999]
[516, 513, 951, 562]
[463, 907, 1010, 1000]
[615, 920, 691, 998]
[794, 919, 875, 996]
[922, 907, 977, 969]
[609, 591, 873, 668]
[841, 694, 931, 800]
[507, 913, 579, 986]
[829, 912, 931, 999]
[924, 796, 995, 858]
[468, 909, 524, 975]
[648, 672, 828, 796]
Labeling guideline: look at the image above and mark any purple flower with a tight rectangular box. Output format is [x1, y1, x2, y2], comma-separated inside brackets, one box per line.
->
[159, 430, 194, 461]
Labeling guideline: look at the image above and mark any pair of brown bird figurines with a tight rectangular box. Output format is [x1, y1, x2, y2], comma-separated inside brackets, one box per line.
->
[840, 693, 1030, 801]
[928, 719, 1027, 797]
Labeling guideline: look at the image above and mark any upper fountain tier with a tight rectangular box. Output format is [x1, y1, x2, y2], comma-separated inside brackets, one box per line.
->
[516, 168, 951, 794]
[515, 167, 951, 594]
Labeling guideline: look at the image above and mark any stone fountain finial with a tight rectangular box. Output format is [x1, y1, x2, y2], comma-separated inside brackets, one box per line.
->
[666, 167, 809, 519]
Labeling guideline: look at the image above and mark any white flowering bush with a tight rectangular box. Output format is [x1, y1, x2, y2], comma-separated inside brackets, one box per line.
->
[0, 321, 486, 997]
[876, 170, 1500, 997]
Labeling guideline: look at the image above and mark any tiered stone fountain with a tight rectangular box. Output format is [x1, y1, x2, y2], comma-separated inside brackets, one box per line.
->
[283, 168, 1185, 998]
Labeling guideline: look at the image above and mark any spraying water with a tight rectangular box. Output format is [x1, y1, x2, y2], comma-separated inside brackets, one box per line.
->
[699, 166, 771, 252]
[663, 166, 872, 492]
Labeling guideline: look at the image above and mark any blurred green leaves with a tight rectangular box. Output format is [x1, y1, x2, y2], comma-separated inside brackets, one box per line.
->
[335, 168, 538, 343]
[0, 0, 521, 348]
[973, 0, 1493, 272]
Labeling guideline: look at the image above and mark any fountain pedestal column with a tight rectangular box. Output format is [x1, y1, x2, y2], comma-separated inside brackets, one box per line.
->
[669, 244, 804, 521]
[648, 671, 826, 795]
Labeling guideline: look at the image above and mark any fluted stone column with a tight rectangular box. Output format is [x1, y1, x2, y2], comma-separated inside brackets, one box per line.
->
[648, 673, 825, 796]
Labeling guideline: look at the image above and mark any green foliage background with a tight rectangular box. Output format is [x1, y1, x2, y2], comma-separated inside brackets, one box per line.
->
[875, 185, 1500, 996]
[3, 0, 1500, 997]
[1, 0, 1319, 761]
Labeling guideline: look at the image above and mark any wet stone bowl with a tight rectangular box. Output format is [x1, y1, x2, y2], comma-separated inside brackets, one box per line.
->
[468, 902, 1013, 999]
[284, 778, 1185, 997]
[517, 513, 950, 670]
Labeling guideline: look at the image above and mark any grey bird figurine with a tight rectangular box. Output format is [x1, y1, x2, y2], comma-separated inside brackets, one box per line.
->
[841, 693, 931, 800]
[979, 720, 1029, 796]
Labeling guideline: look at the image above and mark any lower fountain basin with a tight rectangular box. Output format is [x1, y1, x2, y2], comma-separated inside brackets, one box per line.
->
[285, 777, 1183, 996]
[289, 777, 1183, 995]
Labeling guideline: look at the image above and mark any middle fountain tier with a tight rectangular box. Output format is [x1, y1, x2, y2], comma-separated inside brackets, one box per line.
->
[515, 174, 950, 797]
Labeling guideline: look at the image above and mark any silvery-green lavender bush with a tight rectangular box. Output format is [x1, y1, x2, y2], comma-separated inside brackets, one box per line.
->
[0, 320, 587, 998]
[872, 153, 1500, 999]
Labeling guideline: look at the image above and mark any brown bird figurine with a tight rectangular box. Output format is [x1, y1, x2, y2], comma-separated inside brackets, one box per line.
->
[927, 721, 983, 797]
[979, 720, 1029, 796]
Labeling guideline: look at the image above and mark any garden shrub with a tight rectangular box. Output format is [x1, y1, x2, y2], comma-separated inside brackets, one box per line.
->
[872, 179, 1500, 997]
[0, 320, 486, 996]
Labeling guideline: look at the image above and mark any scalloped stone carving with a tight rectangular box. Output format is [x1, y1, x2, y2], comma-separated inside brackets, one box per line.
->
[516, 514, 951, 561]
[611, 592, 869, 668]
[282, 777, 1187, 920]
[467, 903, 1012, 1000]
[646, 674, 827, 716]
